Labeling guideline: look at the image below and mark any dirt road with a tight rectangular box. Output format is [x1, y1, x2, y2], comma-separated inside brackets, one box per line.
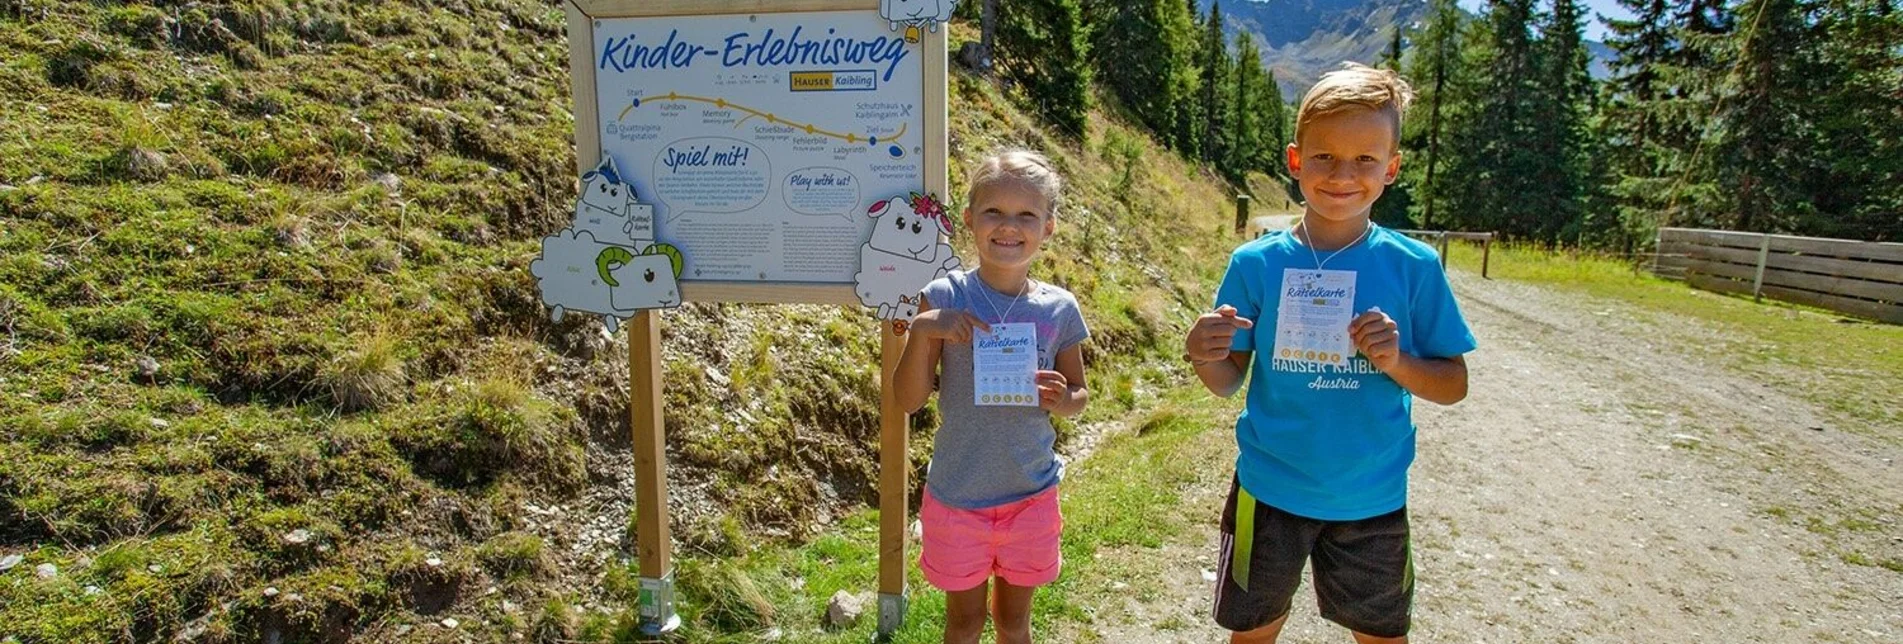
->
[1075, 270, 1903, 643]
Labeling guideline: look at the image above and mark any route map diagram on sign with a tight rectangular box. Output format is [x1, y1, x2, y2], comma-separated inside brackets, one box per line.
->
[617, 92, 911, 154]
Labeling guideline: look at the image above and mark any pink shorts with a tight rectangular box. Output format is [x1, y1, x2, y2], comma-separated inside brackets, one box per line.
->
[918, 485, 1063, 591]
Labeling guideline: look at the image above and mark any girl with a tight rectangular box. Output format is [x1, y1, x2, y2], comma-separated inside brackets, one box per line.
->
[895, 149, 1090, 644]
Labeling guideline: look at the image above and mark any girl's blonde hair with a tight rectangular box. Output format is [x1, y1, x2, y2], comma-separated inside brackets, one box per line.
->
[966, 149, 1063, 218]
[1294, 62, 1415, 150]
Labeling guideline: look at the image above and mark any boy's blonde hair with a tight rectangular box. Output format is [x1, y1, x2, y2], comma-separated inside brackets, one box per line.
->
[1294, 62, 1415, 150]
[966, 149, 1063, 218]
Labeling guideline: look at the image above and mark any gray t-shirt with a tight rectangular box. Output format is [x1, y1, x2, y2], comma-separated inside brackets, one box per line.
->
[920, 270, 1090, 509]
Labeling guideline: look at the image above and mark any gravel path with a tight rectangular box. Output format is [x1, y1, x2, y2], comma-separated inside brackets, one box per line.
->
[1073, 269, 1903, 643]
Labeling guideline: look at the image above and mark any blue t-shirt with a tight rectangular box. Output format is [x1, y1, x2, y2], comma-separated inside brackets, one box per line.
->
[1215, 225, 1476, 521]
[921, 270, 1090, 509]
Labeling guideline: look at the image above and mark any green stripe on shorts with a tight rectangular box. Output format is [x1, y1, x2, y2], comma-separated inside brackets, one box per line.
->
[1402, 533, 1415, 597]
[1231, 486, 1255, 592]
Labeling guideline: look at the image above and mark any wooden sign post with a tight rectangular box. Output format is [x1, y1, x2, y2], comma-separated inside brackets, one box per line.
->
[562, 0, 950, 636]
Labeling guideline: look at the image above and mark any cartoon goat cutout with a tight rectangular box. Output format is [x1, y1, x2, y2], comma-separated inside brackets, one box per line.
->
[880, 0, 957, 43]
[530, 156, 682, 334]
[855, 193, 961, 334]
[599, 247, 679, 312]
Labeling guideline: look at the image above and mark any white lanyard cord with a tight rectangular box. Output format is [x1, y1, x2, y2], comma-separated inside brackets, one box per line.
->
[1298, 217, 1372, 271]
[978, 275, 1032, 324]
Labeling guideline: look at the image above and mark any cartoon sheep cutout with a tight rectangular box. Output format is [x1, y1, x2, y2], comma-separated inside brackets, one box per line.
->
[880, 0, 958, 43]
[530, 156, 683, 333]
[855, 192, 961, 334]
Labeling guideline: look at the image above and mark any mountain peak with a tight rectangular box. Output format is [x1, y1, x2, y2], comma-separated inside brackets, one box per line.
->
[1201, 0, 1608, 100]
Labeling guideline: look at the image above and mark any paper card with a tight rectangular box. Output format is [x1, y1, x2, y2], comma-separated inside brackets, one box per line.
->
[972, 323, 1039, 407]
[1272, 268, 1357, 366]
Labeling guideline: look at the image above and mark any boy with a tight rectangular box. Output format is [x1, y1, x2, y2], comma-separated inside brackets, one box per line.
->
[1183, 63, 1476, 643]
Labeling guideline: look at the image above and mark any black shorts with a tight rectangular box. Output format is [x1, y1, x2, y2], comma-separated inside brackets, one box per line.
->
[1212, 476, 1413, 637]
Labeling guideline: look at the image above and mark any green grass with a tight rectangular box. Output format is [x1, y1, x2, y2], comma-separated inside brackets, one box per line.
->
[1448, 243, 1903, 440]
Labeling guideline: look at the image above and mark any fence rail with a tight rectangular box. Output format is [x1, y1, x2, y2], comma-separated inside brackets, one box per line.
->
[1396, 229, 1496, 278]
[1652, 227, 1903, 324]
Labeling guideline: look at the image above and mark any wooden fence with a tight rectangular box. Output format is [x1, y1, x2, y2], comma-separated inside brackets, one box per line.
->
[1653, 227, 1903, 324]
[1397, 229, 1497, 278]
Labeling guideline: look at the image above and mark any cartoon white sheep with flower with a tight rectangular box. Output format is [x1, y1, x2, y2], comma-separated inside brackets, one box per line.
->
[854, 192, 961, 334]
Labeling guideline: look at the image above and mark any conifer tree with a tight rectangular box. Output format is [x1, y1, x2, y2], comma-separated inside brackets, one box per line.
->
[1230, 31, 1264, 182]
[1531, 0, 1596, 244]
[1265, 67, 1287, 153]
[1648, 0, 1734, 232]
[1401, 0, 1465, 230]
[1197, 1, 1234, 167]
[1250, 59, 1285, 172]
[1712, 0, 1818, 233]
[997, 0, 1093, 138]
[1805, 0, 1902, 241]
[1384, 27, 1405, 71]
[1597, 0, 1676, 250]
[1595, 0, 1733, 244]
[1372, 25, 1415, 228]
[1444, 0, 1542, 237]
[1089, 0, 1200, 151]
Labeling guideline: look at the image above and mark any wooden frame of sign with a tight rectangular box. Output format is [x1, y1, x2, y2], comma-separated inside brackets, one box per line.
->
[565, 0, 947, 635]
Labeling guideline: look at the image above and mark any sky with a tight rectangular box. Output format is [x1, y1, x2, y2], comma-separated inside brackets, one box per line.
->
[1454, 0, 1637, 42]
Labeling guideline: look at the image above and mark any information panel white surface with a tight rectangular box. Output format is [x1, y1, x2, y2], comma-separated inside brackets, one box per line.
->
[590, 10, 927, 285]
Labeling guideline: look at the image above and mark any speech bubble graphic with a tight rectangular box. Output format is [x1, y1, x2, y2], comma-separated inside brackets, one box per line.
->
[652, 136, 770, 223]
[783, 166, 861, 220]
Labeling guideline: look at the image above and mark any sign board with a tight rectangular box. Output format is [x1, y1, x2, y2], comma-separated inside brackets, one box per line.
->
[571, 3, 951, 306]
[562, 1, 954, 637]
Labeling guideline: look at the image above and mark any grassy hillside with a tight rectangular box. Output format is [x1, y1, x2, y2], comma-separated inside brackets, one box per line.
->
[0, 2, 1288, 641]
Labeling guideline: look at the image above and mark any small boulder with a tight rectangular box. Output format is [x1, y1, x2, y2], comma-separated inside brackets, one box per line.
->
[825, 590, 869, 629]
[135, 355, 160, 381]
[372, 172, 402, 194]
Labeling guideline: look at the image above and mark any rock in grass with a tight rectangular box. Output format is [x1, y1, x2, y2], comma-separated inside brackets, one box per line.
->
[283, 529, 312, 545]
[35, 563, 57, 579]
[135, 355, 159, 381]
[124, 148, 169, 181]
[825, 590, 868, 629]
[373, 172, 402, 194]
[0, 554, 21, 571]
